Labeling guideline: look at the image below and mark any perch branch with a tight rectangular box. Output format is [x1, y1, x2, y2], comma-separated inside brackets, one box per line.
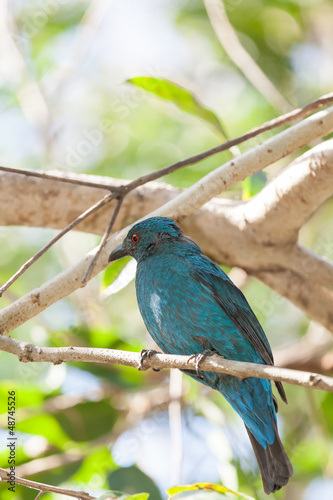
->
[0, 335, 332, 392]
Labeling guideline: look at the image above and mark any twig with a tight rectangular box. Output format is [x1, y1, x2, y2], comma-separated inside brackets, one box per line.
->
[0, 165, 121, 192]
[81, 196, 124, 285]
[0, 335, 332, 392]
[15, 453, 84, 479]
[34, 492, 45, 500]
[204, 0, 293, 112]
[0, 467, 97, 500]
[0, 193, 115, 297]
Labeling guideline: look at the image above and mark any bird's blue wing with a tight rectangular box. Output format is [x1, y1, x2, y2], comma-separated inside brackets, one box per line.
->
[191, 254, 287, 403]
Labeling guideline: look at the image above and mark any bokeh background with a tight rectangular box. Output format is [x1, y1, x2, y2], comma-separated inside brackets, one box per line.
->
[1, 0, 333, 499]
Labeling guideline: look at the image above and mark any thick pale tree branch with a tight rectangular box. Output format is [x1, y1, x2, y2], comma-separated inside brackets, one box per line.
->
[2, 138, 333, 241]
[287, 245, 333, 290]
[0, 171, 136, 233]
[0, 335, 332, 392]
[256, 270, 333, 332]
[273, 324, 333, 374]
[244, 139, 333, 245]
[0, 111, 333, 334]
[1, 140, 333, 254]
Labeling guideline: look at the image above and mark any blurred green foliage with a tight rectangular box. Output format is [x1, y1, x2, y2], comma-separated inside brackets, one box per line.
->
[1, 1, 333, 499]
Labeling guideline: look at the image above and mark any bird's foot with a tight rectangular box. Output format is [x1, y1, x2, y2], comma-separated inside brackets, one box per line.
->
[138, 349, 162, 372]
[187, 349, 218, 377]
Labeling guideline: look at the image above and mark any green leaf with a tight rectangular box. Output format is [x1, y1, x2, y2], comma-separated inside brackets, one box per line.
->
[242, 172, 267, 200]
[128, 77, 226, 138]
[167, 482, 254, 500]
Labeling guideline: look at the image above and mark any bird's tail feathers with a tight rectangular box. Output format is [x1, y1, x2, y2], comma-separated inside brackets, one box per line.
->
[246, 421, 293, 495]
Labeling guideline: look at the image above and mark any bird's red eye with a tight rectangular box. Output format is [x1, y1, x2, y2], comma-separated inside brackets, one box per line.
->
[131, 234, 139, 243]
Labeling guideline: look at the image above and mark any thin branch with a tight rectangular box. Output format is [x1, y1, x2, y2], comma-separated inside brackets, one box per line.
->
[0, 467, 97, 500]
[81, 196, 124, 285]
[0, 193, 115, 297]
[16, 453, 84, 478]
[204, 0, 293, 112]
[0, 165, 121, 192]
[34, 492, 45, 500]
[0, 335, 332, 392]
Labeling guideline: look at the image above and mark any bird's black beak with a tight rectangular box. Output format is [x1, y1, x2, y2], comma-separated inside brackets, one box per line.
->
[108, 243, 129, 263]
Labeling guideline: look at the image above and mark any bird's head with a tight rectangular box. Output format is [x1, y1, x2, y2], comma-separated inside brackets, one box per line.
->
[108, 217, 184, 263]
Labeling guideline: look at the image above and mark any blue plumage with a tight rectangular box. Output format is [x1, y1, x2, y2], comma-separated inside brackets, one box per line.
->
[109, 217, 293, 494]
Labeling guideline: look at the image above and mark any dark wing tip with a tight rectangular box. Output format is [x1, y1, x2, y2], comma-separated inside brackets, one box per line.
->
[275, 381, 288, 404]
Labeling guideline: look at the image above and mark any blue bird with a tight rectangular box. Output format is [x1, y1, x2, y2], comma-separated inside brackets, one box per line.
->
[109, 216, 293, 494]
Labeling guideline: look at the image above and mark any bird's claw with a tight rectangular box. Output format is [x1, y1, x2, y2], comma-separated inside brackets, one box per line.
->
[187, 349, 217, 377]
[138, 349, 162, 371]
